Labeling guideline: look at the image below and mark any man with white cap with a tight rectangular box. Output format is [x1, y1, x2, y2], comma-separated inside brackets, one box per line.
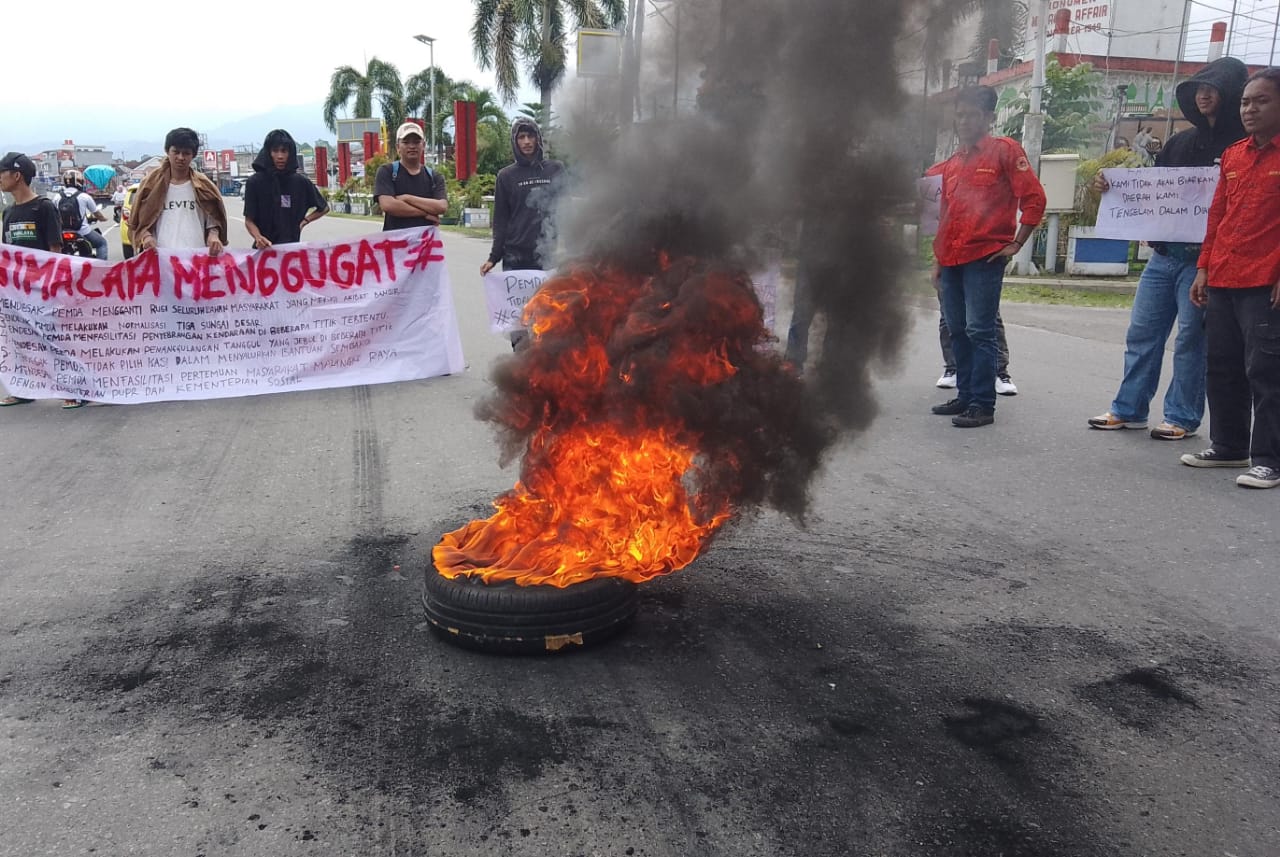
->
[373, 121, 447, 231]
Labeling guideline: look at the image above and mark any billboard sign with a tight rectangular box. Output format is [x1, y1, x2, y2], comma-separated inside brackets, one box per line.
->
[1027, 0, 1184, 62]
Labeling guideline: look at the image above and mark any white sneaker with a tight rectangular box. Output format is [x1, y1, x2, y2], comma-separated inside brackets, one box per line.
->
[995, 374, 1018, 396]
[936, 370, 957, 389]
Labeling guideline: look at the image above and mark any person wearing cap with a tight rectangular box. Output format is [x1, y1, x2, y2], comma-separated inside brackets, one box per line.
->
[480, 117, 565, 349]
[373, 122, 447, 232]
[0, 152, 83, 409]
[129, 127, 227, 255]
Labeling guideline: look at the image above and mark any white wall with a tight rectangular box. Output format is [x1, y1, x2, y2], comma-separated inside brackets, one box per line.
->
[1028, 0, 1187, 62]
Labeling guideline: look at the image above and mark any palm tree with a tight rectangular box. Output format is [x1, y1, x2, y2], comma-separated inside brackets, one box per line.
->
[322, 58, 406, 134]
[458, 85, 510, 128]
[406, 67, 457, 140]
[471, 0, 626, 130]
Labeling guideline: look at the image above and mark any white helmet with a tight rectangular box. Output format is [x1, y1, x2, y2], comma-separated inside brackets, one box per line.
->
[62, 169, 83, 187]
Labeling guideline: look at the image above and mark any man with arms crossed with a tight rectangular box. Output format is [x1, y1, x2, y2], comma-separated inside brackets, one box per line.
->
[374, 122, 447, 232]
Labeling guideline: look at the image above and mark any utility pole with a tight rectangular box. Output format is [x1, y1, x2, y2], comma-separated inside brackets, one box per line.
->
[1226, 0, 1240, 56]
[1165, 0, 1192, 144]
[1271, 0, 1279, 65]
[1013, 0, 1048, 275]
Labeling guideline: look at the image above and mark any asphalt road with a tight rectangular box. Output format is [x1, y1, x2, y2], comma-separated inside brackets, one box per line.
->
[1, 204, 1276, 856]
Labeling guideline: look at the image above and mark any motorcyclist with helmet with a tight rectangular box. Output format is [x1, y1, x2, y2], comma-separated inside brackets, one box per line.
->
[57, 169, 109, 259]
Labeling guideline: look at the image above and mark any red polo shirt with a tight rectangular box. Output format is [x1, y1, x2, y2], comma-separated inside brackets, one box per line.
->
[1197, 132, 1280, 288]
[927, 135, 1047, 267]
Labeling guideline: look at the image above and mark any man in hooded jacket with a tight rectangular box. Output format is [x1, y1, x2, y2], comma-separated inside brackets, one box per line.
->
[243, 129, 328, 248]
[480, 117, 564, 349]
[481, 117, 564, 276]
[1088, 57, 1249, 441]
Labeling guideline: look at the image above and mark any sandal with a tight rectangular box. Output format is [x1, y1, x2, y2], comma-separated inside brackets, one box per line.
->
[0, 396, 34, 406]
[61, 399, 87, 409]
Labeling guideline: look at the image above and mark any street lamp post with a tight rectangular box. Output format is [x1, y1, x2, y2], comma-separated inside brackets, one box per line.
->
[414, 34, 436, 162]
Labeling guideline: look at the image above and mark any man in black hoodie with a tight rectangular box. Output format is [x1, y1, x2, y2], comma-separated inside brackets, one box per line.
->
[244, 129, 328, 248]
[480, 117, 564, 349]
[481, 117, 564, 276]
[1088, 57, 1249, 442]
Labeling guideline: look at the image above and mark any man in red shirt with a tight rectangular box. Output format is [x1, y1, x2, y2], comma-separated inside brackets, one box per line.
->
[1184, 67, 1280, 488]
[927, 86, 1046, 427]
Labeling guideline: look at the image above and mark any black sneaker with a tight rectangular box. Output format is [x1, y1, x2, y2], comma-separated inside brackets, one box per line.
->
[931, 398, 968, 416]
[952, 405, 994, 428]
[1180, 448, 1250, 468]
[1237, 465, 1280, 489]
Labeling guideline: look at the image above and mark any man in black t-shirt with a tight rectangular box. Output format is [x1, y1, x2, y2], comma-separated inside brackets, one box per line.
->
[2, 152, 61, 253]
[244, 129, 328, 248]
[1, 152, 73, 407]
[373, 122, 447, 231]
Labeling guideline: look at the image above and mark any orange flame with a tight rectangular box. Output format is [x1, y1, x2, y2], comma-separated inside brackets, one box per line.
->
[433, 261, 769, 588]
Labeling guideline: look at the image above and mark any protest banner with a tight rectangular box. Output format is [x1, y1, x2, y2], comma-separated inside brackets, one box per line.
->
[0, 227, 465, 404]
[917, 175, 943, 237]
[1092, 166, 1219, 242]
[483, 269, 549, 333]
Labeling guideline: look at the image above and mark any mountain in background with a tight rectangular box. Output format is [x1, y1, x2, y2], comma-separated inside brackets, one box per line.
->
[0, 102, 332, 161]
[204, 103, 333, 152]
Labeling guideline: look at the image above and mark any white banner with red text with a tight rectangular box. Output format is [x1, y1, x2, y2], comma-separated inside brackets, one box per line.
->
[0, 227, 465, 403]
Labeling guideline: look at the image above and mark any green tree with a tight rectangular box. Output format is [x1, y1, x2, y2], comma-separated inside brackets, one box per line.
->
[459, 85, 511, 129]
[476, 121, 514, 174]
[323, 59, 406, 134]
[966, 0, 1027, 68]
[1001, 56, 1107, 153]
[471, 0, 626, 129]
[406, 67, 467, 146]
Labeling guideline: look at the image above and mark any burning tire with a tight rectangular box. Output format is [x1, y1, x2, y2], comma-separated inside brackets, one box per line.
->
[421, 569, 639, 654]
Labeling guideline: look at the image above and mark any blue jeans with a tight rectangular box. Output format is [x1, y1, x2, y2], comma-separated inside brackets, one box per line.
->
[939, 257, 1005, 411]
[1108, 250, 1205, 430]
[84, 228, 108, 261]
[785, 264, 815, 366]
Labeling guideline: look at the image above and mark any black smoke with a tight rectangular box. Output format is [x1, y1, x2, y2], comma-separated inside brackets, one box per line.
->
[477, 0, 983, 524]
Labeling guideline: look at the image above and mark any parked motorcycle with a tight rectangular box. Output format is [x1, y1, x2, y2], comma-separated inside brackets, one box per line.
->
[61, 230, 97, 258]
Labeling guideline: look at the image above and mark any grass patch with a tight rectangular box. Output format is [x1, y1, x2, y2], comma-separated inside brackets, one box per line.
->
[439, 225, 494, 241]
[1001, 283, 1134, 309]
[323, 214, 491, 243]
[327, 211, 380, 222]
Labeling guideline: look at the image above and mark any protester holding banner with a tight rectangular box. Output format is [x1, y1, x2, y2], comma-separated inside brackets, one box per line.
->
[0, 152, 70, 407]
[1088, 57, 1248, 441]
[927, 86, 1045, 428]
[480, 117, 564, 350]
[1183, 67, 1280, 489]
[374, 123, 447, 231]
[243, 129, 328, 248]
[130, 127, 228, 256]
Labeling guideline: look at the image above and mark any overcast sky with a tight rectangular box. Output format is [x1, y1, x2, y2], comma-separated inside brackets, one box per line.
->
[6, 0, 542, 146]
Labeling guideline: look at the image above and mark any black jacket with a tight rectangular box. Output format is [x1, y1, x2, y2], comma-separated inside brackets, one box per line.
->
[244, 129, 327, 245]
[1158, 57, 1248, 169]
[487, 117, 564, 267]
